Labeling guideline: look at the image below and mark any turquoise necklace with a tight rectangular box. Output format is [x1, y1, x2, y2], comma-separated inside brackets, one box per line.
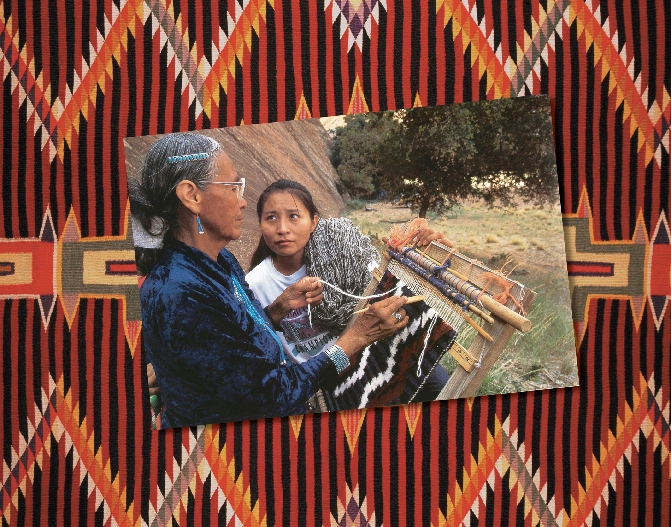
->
[231, 276, 287, 365]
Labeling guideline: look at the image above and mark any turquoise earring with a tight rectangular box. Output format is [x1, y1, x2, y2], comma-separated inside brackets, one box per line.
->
[196, 214, 204, 234]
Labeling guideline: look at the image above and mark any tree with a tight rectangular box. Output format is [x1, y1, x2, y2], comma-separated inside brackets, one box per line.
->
[467, 96, 559, 207]
[377, 103, 477, 217]
[329, 95, 560, 218]
[329, 112, 395, 198]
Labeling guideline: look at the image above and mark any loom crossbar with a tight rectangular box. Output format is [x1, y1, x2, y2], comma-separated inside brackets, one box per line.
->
[422, 242, 529, 303]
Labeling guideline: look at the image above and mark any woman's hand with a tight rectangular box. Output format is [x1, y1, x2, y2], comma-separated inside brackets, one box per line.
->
[411, 227, 454, 248]
[266, 276, 324, 324]
[147, 362, 161, 395]
[336, 295, 409, 357]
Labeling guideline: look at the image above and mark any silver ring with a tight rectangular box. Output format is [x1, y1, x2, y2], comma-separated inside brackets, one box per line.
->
[394, 312, 402, 321]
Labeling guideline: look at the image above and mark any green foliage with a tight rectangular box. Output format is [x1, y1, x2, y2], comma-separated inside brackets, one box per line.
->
[328, 95, 559, 217]
[467, 95, 560, 207]
[329, 112, 395, 198]
[378, 103, 476, 217]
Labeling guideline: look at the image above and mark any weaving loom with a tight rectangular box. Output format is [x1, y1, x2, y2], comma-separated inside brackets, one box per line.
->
[319, 220, 536, 407]
[318, 272, 458, 411]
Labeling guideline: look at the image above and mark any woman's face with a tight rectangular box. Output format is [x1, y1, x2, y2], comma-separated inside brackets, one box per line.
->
[198, 153, 247, 244]
[260, 191, 318, 260]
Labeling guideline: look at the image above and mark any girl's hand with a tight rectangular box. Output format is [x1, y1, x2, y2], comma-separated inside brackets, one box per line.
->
[267, 276, 324, 324]
[412, 227, 454, 248]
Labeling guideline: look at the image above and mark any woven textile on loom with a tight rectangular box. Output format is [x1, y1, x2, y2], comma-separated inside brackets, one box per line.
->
[320, 271, 457, 411]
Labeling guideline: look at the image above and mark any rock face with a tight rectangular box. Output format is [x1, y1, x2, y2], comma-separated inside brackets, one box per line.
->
[124, 119, 345, 271]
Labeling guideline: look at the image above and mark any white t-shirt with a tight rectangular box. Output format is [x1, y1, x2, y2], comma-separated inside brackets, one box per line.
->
[246, 257, 338, 364]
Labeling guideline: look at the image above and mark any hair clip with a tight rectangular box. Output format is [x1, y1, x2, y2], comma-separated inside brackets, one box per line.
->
[167, 152, 210, 164]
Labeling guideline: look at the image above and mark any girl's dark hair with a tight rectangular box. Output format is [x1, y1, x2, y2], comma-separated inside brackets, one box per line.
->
[250, 179, 319, 269]
[128, 132, 223, 275]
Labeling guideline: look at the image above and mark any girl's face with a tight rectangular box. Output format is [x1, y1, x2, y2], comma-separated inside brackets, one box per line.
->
[260, 191, 318, 260]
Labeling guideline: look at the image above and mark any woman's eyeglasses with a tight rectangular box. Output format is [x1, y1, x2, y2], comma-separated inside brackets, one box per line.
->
[209, 177, 245, 199]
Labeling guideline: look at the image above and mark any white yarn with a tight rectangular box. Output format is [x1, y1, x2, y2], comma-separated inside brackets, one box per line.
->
[416, 313, 438, 377]
[307, 279, 404, 328]
[318, 279, 404, 300]
[304, 217, 381, 329]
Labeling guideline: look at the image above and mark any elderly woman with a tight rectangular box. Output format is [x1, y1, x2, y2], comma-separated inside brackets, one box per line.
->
[130, 133, 408, 428]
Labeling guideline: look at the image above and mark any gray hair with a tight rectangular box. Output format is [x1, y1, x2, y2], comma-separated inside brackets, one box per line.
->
[129, 132, 223, 239]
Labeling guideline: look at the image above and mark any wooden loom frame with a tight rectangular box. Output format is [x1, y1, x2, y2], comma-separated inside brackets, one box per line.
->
[348, 241, 536, 400]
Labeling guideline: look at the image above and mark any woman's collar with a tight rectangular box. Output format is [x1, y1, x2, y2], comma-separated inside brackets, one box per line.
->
[164, 234, 235, 273]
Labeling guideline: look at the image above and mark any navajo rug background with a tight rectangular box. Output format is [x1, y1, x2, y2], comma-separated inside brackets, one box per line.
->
[1, 1, 670, 525]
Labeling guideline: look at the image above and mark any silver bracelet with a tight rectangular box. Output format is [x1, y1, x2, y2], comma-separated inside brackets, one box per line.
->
[324, 345, 350, 375]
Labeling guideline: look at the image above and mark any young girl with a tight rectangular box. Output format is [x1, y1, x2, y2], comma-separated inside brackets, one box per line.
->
[246, 180, 451, 404]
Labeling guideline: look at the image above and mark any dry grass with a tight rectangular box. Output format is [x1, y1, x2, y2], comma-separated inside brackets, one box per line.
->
[344, 198, 568, 269]
[530, 238, 547, 250]
[510, 235, 527, 250]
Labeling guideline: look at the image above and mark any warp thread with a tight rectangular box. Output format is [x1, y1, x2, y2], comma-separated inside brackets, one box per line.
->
[417, 313, 439, 377]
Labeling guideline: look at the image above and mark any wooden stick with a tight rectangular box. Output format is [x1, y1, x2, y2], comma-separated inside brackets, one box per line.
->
[405, 247, 496, 323]
[440, 288, 495, 324]
[405, 295, 425, 303]
[352, 295, 425, 314]
[462, 313, 494, 341]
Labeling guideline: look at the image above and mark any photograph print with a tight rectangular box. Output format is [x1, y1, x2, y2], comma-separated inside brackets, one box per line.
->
[123, 94, 578, 430]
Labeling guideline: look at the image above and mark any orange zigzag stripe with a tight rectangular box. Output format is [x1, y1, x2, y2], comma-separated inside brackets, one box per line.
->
[437, 0, 512, 98]
[1, 0, 269, 160]
[0, 375, 135, 526]
[144, 427, 266, 526]
[569, 373, 670, 526]
[201, 0, 269, 116]
[24, 374, 277, 526]
[53, 376, 137, 526]
[443, 418, 561, 527]
[3, 369, 669, 525]
[436, 0, 669, 168]
[3, 0, 669, 168]
[203, 426, 267, 527]
[0, 6, 56, 152]
[437, 372, 670, 527]
[571, 0, 671, 166]
[58, 0, 147, 158]
[443, 419, 504, 526]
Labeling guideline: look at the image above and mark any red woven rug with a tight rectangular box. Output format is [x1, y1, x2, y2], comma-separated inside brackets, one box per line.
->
[1, 1, 669, 525]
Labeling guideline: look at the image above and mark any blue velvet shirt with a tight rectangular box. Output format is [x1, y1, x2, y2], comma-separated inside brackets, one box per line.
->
[140, 236, 336, 428]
